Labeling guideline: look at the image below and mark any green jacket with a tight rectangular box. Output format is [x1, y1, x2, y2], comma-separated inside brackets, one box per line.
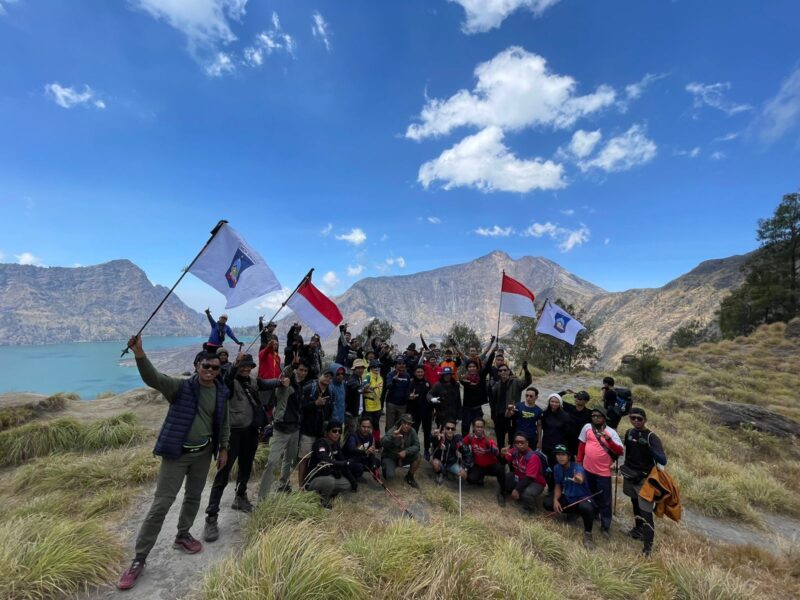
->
[381, 427, 420, 460]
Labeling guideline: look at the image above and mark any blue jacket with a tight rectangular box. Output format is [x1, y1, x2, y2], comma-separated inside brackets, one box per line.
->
[206, 313, 241, 346]
[385, 370, 412, 406]
[153, 375, 229, 459]
[329, 363, 346, 423]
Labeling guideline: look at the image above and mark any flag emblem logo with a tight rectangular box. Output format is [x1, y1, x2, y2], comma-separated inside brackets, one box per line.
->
[225, 248, 254, 288]
[553, 312, 571, 333]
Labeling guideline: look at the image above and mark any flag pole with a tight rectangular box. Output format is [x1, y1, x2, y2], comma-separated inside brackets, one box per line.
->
[120, 220, 228, 357]
[243, 268, 315, 354]
[495, 270, 504, 342]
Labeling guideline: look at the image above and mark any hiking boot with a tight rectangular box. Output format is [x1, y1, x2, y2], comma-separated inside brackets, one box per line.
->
[231, 495, 253, 512]
[117, 557, 145, 590]
[601, 527, 611, 541]
[321, 496, 334, 510]
[276, 483, 292, 494]
[496, 491, 506, 507]
[173, 532, 202, 554]
[642, 544, 652, 557]
[424, 450, 431, 462]
[405, 473, 420, 489]
[628, 525, 643, 540]
[583, 532, 595, 550]
[203, 518, 219, 543]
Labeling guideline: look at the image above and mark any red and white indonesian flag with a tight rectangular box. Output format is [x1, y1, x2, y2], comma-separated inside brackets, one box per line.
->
[286, 279, 344, 338]
[500, 272, 536, 318]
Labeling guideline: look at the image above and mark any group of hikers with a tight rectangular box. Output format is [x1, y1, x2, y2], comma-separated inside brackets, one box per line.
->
[117, 314, 680, 590]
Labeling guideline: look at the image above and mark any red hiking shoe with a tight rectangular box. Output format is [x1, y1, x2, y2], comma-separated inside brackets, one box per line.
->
[117, 558, 145, 590]
[173, 532, 202, 554]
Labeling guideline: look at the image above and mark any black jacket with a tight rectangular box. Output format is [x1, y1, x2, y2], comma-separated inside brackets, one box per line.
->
[427, 377, 462, 423]
[300, 380, 333, 438]
[461, 352, 494, 409]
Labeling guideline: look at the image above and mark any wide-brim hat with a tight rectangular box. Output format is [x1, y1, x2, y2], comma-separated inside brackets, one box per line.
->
[352, 359, 368, 369]
[238, 354, 256, 367]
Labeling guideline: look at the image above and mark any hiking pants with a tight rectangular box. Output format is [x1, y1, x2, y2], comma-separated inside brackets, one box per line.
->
[467, 463, 505, 489]
[413, 406, 433, 455]
[543, 495, 595, 532]
[624, 477, 655, 547]
[206, 426, 259, 517]
[493, 414, 515, 449]
[306, 475, 351, 501]
[349, 454, 380, 479]
[385, 403, 406, 433]
[585, 471, 613, 531]
[134, 445, 212, 558]
[461, 406, 483, 437]
[258, 427, 299, 499]
[503, 473, 544, 511]
[382, 452, 419, 480]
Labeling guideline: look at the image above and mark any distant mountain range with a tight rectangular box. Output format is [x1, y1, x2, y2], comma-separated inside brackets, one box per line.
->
[0, 260, 205, 345]
[0, 251, 749, 368]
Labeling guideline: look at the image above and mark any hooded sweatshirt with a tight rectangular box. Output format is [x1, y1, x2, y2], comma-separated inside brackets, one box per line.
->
[540, 394, 573, 452]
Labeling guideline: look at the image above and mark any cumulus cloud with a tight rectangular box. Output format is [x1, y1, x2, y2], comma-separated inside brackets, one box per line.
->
[385, 257, 406, 268]
[130, 0, 246, 49]
[427, 216, 442, 224]
[256, 287, 292, 311]
[449, 0, 561, 34]
[418, 126, 566, 193]
[752, 67, 800, 145]
[521, 222, 589, 252]
[321, 270, 340, 290]
[475, 225, 514, 237]
[244, 11, 295, 66]
[45, 83, 106, 109]
[686, 82, 752, 116]
[311, 11, 332, 51]
[577, 124, 656, 172]
[406, 47, 616, 140]
[566, 129, 602, 158]
[15, 252, 43, 266]
[347, 264, 364, 277]
[205, 52, 235, 76]
[336, 228, 367, 246]
[321, 223, 333, 236]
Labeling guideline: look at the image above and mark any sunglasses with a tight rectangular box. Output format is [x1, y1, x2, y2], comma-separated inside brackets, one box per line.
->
[444, 426, 455, 431]
[200, 363, 220, 371]
[629, 416, 644, 422]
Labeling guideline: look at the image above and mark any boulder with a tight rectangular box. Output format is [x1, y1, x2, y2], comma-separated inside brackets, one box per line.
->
[705, 400, 800, 439]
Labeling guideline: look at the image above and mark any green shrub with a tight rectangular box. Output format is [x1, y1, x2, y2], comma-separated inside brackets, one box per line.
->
[0, 406, 36, 431]
[0, 515, 123, 600]
[245, 491, 325, 541]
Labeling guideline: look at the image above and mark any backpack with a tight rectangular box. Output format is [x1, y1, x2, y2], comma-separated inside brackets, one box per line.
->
[533, 448, 550, 474]
[614, 387, 633, 415]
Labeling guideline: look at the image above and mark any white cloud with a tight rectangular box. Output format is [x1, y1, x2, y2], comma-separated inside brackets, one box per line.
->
[752, 66, 800, 145]
[385, 257, 406, 268]
[567, 129, 602, 158]
[15, 252, 43, 266]
[336, 228, 367, 246]
[0, 0, 19, 16]
[620, 73, 666, 110]
[45, 83, 105, 109]
[604, 237, 610, 245]
[418, 126, 566, 193]
[560, 208, 575, 215]
[72, 262, 83, 268]
[256, 286, 292, 312]
[321, 270, 340, 290]
[686, 82, 752, 116]
[321, 223, 333, 236]
[311, 11, 332, 52]
[449, 0, 561, 34]
[674, 147, 701, 158]
[709, 151, 725, 161]
[427, 216, 442, 224]
[406, 47, 616, 140]
[521, 222, 589, 252]
[205, 52, 235, 76]
[243, 12, 296, 66]
[130, 0, 246, 49]
[577, 124, 657, 172]
[714, 132, 739, 143]
[476, 225, 514, 237]
[347, 264, 364, 277]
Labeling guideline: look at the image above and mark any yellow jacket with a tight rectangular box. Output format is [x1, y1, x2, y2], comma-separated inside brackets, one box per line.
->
[363, 372, 383, 413]
[639, 465, 682, 523]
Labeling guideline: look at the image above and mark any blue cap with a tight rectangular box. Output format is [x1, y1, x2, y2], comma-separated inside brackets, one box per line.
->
[441, 367, 453, 375]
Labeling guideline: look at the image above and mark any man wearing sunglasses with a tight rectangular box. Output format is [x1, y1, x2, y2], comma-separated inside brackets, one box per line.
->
[305, 421, 357, 508]
[500, 433, 546, 512]
[621, 407, 667, 556]
[430, 419, 465, 484]
[489, 361, 532, 449]
[118, 335, 230, 591]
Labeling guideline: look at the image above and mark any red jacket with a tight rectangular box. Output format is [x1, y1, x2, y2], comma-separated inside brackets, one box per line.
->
[423, 363, 440, 387]
[462, 433, 499, 467]
[258, 347, 282, 380]
[503, 448, 546, 487]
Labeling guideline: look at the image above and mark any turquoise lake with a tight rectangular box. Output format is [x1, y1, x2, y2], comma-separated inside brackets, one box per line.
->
[0, 337, 206, 398]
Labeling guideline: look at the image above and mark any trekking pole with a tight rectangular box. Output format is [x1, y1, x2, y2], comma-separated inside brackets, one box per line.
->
[458, 457, 463, 519]
[371, 471, 414, 519]
[613, 459, 619, 515]
[545, 491, 602, 518]
[242, 268, 315, 354]
[121, 220, 228, 357]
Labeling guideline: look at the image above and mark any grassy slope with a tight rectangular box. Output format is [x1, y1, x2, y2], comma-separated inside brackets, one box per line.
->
[0, 321, 798, 598]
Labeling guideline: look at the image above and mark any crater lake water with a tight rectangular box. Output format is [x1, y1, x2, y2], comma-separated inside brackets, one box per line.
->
[0, 337, 206, 398]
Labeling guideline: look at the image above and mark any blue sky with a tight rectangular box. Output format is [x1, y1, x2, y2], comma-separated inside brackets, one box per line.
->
[1, 0, 799, 326]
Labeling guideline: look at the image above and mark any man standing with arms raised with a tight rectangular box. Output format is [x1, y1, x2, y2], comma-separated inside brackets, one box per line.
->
[117, 336, 230, 590]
